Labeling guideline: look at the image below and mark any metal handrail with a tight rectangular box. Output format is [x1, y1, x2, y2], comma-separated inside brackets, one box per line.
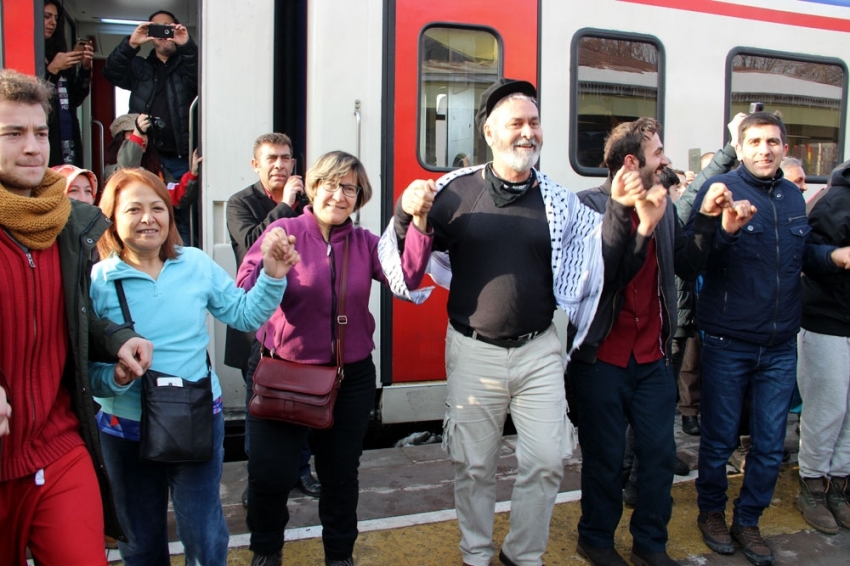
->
[91, 119, 104, 184]
[354, 100, 361, 226]
[187, 96, 200, 247]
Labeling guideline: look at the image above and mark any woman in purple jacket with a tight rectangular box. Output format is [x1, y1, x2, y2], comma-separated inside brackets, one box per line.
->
[237, 151, 432, 566]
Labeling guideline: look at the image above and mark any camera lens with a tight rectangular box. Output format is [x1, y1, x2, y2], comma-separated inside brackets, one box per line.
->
[153, 117, 166, 129]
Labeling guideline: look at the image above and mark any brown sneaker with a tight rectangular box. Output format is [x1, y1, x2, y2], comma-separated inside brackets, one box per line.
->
[730, 523, 774, 566]
[697, 511, 734, 555]
[827, 476, 850, 529]
[797, 476, 839, 534]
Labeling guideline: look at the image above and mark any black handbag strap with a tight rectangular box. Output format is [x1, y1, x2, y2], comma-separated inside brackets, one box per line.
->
[114, 279, 135, 332]
[113, 280, 210, 375]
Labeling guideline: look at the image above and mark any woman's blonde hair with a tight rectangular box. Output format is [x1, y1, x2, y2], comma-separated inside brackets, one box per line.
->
[304, 151, 373, 211]
[98, 168, 181, 261]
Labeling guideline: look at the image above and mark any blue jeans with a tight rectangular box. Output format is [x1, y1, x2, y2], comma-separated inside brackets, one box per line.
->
[572, 355, 676, 554]
[99, 412, 228, 566]
[696, 334, 797, 526]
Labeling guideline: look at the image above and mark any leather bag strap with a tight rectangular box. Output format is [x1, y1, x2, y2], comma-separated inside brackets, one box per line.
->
[335, 236, 350, 370]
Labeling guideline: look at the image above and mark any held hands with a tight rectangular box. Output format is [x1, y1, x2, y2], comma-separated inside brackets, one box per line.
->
[830, 246, 850, 269]
[610, 166, 645, 208]
[700, 183, 734, 216]
[699, 182, 756, 234]
[282, 175, 305, 207]
[401, 179, 438, 231]
[47, 46, 92, 74]
[722, 200, 757, 235]
[114, 337, 154, 386]
[261, 227, 300, 279]
[634, 184, 667, 236]
[0, 386, 10, 437]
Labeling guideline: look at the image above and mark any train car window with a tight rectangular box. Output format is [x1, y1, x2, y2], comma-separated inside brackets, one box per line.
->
[727, 49, 847, 180]
[570, 30, 664, 177]
[419, 26, 500, 170]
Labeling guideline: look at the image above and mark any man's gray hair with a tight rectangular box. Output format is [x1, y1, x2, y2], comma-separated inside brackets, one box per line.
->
[780, 157, 803, 169]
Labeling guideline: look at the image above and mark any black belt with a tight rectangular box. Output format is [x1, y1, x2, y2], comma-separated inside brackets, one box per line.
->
[450, 320, 544, 349]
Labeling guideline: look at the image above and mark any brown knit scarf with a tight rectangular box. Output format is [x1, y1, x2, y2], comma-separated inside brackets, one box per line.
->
[0, 169, 71, 250]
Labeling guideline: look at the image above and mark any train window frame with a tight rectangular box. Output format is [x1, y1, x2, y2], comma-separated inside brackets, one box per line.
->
[724, 47, 848, 184]
[416, 23, 504, 173]
[569, 28, 666, 178]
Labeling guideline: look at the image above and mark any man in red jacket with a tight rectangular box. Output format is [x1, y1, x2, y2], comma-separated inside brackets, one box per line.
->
[0, 69, 152, 566]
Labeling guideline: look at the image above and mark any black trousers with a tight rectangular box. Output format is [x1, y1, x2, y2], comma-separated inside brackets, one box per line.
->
[245, 352, 376, 560]
[572, 355, 676, 553]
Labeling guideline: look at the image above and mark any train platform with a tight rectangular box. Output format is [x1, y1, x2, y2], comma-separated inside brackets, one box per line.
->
[108, 415, 850, 565]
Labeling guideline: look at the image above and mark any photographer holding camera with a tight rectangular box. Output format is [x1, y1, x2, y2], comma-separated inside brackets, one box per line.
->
[103, 10, 196, 181]
[105, 113, 200, 229]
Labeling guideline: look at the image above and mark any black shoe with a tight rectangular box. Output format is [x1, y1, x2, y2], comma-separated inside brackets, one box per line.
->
[630, 548, 679, 566]
[251, 551, 282, 566]
[325, 558, 354, 566]
[674, 456, 690, 476]
[297, 473, 321, 497]
[242, 486, 249, 508]
[681, 415, 700, 436]
[499, 549, 518, 566]
[576, 540, 628, 565]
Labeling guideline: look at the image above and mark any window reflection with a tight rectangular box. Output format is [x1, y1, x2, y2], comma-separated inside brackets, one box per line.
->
[729, 53, 845, 177]
[419, 27, 500, 169]
[574, 35, 660, 170]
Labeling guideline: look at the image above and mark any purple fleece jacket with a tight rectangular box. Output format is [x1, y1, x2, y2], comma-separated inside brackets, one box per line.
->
[237, 207, 432, 364]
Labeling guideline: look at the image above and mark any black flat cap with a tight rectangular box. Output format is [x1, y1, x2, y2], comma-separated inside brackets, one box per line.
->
[475, 78, 537, 136]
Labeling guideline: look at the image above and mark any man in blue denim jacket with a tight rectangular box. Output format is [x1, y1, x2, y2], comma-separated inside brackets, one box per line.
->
[689, 112, 850, 566]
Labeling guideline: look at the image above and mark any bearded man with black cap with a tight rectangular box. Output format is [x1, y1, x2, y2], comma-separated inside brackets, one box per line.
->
[382, 79, 603, 566]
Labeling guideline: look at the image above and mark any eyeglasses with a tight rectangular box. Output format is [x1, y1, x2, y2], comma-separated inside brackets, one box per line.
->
[320, 179, 361, 198]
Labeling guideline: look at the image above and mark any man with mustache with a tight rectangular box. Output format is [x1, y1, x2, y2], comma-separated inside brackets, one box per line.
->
[691, 112, 850, 566]
[568, 117, 749, 566]
[391, 79, 604, 566]
[0, 69, 153, 565]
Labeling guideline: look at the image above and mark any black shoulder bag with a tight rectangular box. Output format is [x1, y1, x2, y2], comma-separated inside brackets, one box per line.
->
[114, 280, 213, 464]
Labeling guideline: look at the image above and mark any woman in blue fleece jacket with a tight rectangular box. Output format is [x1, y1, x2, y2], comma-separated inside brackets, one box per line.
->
[89, 168, 298, 566]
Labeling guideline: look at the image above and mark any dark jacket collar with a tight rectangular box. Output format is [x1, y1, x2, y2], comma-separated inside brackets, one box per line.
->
[736, 163, 784, 190]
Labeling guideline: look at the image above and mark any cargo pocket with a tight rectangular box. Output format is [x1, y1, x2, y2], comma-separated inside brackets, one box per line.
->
[441, 410, 465, 464]
[561, 403, 578, 460]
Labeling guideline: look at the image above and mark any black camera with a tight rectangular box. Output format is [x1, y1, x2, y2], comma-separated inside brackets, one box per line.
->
[147, 24, 174, 39]
[149, 116, 166, 130]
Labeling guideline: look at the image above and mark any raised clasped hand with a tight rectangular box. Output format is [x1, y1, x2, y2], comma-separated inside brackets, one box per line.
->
[610, 166, 646, 208]
[634, 184, 667, 236]
[402, 179, 437, 231]
[721, 200, 757, 235]
[700, 182, 733, 217]
[261, 227, 300, 279]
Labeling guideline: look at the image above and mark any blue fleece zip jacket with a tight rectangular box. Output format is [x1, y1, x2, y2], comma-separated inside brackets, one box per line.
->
[89, 247, 286, 421]
[688, 165, 838, 346]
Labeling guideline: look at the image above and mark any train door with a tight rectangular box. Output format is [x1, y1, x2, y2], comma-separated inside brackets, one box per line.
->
[380, 0, 540, 422]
